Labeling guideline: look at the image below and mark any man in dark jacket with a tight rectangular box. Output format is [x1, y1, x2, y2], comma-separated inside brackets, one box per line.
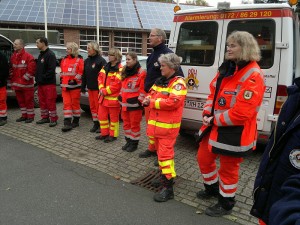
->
[35, 37, 58, 127]
[0, 51, 10, 126]
[268, 174, 300, 225]
[251, 77, 300, 225]
[139, 28, 174, 160]
[81, 41, 107, 133]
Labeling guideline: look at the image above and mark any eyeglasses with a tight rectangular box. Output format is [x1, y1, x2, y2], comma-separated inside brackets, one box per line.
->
[226, 44, 239, 49]
[149, 34, 161, 37]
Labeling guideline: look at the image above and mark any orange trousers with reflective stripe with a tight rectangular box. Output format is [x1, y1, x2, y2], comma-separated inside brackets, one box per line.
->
[0, 86, 7, 118]
[62, 89, 81, 118]
[156, 137, 176, 179]
[145, 106, 156, 151]
[197, 134, 243, 197]
[98, 105, 120, 137]
[121, 110, 143, 140]
[88, 89, 99, 121]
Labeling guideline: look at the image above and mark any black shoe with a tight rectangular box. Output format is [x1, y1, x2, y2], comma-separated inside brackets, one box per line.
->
[122, 142, 131, 150]
[90, 121, 100, 132]
[62, 124, 72, 132]
[16, 117, 27, 122]
[196, 190, 218, 199]
[95, 128, 100, 133]
[104, 136, 117, 143]
[0, 119, 7, 126]
[36, 118, 50, 124]
[205, 203, 232, 217]
[95, 135, 108, 140]
[151, 178, 162, 188]
[71, 122, 79, 128]
[153, 187, 174, 202]
[139, 150, 157, 158]
[25, 118, 34, 123]
[49, 121, 57, 127]
[125, 141, 138, 152]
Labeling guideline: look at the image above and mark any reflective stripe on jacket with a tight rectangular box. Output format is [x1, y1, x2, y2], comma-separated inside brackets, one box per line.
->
[146, 75, 187, 139]
[98, 62, 122, 107]
[201, 61, 265, 157]
[60, 55, 84, 90]
[10, 48, 36, 90]
[119, 67, 146, 111]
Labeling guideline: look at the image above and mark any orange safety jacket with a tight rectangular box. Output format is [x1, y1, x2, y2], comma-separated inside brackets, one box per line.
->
[118, 67, 146, 111]
[98, 62, 122, 107]
[60, 55, 84, 91]
[199, 61, 265, 157]
[10, 48, 36, 90]
[147, 74, 187, 139]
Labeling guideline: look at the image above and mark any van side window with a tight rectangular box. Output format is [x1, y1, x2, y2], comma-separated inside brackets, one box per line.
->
[176, 22, 218, 66]
[227, 19, 275, 69]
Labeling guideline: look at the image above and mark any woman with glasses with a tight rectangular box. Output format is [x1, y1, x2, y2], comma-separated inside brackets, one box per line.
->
[96, 48, 122, 143]
[195, 31, 265, 216]
[60, 42, 84, 132]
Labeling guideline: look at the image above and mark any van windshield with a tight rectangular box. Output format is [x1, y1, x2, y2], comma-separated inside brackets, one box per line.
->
[176, 21, 218, 66]
[227, 19, 275, 69]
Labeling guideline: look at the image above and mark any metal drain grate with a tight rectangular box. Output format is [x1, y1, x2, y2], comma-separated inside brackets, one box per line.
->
[130, 169, 181, 193]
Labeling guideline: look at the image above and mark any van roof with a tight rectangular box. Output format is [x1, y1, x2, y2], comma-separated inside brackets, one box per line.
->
[175, 3, 291, 15]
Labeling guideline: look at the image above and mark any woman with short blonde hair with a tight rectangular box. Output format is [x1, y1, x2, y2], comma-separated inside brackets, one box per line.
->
[66, 42, 79, 57]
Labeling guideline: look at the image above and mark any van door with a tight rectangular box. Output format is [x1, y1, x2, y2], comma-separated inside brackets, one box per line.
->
[0, 34, 13, 62]
[169, 16, 225, 130]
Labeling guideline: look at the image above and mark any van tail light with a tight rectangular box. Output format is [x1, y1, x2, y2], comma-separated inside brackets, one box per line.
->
[274, 85, 288, 115]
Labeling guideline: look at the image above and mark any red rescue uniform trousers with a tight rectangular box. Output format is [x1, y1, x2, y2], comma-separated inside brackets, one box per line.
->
[62, 88, 81, 118]
[98, 105, 120, 137]
[88, 89, 99, 121]
[0, 86, 7, 118]
[197, 134, 243, 197]
[144, 106, 156, 152]
[156, 137, 176, 179]
[15, 89, 35, 119]
[38, 84, 58, 121]
[121, 110, 143, 140]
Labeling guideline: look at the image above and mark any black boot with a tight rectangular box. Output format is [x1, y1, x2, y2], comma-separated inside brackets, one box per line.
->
[153, 175, 174, 202]
[71, 117, 80, 128]
[0, 117, 7, 126]
[122, 137, 131, 150]
[151, 173, 163, 188]
[90, 121, 100, 132]
[62, 118, 72, 132]
[125, 140, 139, 152]
[205, 195, 235, 217]
[196, 182, 219, 199]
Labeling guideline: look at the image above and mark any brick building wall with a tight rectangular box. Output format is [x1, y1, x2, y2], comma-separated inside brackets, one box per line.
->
[63, 29, 80, 46]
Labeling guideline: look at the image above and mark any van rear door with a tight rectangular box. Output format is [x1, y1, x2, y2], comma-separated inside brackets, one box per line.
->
[169, 11, 225, 130]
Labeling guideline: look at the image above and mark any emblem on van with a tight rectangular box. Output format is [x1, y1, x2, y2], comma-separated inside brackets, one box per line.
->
[185, 68, 199, 90]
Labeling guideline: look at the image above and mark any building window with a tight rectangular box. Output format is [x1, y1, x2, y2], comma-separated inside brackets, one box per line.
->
[114, 31, 143, 55]
[80, 30, 110, 54]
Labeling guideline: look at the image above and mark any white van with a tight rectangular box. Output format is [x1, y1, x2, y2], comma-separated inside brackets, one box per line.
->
[169, 2, 300, 141]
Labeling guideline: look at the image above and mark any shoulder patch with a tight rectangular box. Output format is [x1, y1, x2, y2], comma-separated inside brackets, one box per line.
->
[243, 90, 253, 100]
[289, 149, 300, 170]
[174, 84, 183, 91]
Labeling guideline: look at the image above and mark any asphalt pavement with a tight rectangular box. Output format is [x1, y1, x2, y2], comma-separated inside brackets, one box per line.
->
[0, 133, 238, 225]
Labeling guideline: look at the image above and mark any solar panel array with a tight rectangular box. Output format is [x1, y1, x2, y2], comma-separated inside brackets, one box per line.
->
[0, 0, 199, 30]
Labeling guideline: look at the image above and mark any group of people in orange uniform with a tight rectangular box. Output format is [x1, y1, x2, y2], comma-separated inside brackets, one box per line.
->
[3, 28, 284, 224]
